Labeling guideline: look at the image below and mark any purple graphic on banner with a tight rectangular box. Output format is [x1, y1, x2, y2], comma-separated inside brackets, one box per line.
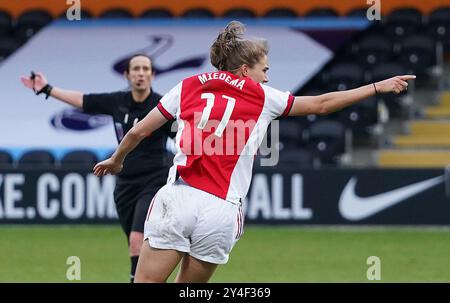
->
[51, 109, 110, 131]
[112, 35, 207, 76]
[299, 29, 362, 52]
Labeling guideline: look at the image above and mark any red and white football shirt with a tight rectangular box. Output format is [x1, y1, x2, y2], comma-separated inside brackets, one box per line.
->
[157, 71, 294, 203]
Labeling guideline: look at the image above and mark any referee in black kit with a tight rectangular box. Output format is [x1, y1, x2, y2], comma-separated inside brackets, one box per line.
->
[20, 54, 175, 283]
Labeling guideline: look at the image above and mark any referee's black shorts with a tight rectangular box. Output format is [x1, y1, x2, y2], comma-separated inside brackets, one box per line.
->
[113, 169, 167, 238]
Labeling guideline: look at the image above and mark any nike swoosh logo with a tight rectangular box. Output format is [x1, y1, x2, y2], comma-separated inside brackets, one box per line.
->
[339, 175, 444, 221]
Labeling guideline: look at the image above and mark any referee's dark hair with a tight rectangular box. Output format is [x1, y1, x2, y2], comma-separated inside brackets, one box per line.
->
[125, 54, 154, 74]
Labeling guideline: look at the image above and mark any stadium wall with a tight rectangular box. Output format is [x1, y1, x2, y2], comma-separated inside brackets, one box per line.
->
[1, 167, 449, 225]
[0, 0, 450, 18]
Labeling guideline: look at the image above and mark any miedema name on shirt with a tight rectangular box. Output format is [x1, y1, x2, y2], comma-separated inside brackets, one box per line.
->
[198, 72, 246, 90]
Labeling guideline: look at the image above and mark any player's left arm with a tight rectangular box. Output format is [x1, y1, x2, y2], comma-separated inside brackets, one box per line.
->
[288, 75, 415, 116]
[93, 108, 168, 176]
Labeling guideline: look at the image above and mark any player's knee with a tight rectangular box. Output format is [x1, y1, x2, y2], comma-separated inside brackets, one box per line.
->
[134, 273, 166, 283]
[129, 232, 144, 256]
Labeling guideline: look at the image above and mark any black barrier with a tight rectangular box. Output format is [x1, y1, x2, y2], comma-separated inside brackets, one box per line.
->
[0, 167, 449, 224]
[0, 168, 118, 224]
[248, 167, 449, 224]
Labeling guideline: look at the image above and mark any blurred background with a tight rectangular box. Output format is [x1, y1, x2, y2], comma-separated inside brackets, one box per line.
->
[1, 0, 450, 282]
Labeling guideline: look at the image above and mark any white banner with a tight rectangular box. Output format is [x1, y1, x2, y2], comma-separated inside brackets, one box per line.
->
[0, 20, 331, 155]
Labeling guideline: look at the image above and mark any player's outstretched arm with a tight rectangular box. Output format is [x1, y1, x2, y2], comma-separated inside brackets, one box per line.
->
[93, 108, 168, 176]
[20, 72, 84, 108]
[288, 75, 416, 116]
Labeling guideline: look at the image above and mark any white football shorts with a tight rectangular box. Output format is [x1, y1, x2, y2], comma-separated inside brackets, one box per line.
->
[143, 178, 244, 264]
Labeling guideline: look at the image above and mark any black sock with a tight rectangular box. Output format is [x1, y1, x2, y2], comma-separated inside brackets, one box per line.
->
[130, 256, 139, 283]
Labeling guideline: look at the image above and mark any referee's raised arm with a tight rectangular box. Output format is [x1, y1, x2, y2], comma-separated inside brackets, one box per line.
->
[20, 71, 84, 108]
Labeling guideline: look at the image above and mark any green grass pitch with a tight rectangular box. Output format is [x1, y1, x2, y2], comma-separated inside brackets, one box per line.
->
[1, 225, 449, 282]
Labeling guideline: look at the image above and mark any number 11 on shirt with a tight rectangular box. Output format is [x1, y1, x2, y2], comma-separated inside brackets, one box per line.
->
[197, 92, 236, 137]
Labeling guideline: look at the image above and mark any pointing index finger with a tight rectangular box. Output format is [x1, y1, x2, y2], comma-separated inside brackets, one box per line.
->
[398, 75, 416, 81]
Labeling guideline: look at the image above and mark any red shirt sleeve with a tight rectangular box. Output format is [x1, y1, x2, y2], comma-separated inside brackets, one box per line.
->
[157, 102, 175, 120]
[281, 94, 295, 117]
